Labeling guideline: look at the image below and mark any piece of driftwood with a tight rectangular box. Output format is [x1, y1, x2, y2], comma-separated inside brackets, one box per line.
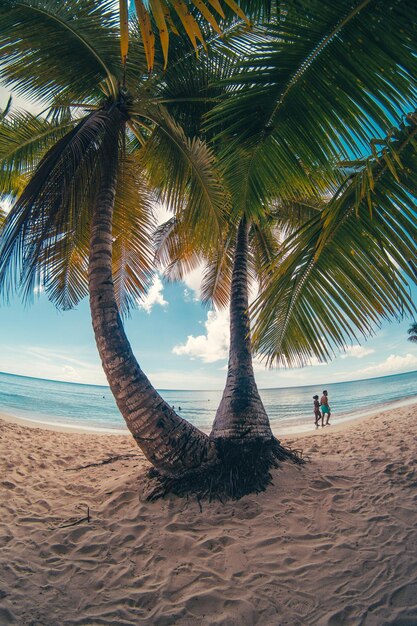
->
[64, 454, 141, 472]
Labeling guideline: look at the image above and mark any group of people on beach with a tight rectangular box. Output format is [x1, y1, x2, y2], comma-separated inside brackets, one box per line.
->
[313, 390, 331, 428]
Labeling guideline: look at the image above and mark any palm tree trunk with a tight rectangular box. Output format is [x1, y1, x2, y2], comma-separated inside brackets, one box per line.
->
[210, 217, 273, 441]
[203, 217, 301, 499]
[88, 125, 216, 476]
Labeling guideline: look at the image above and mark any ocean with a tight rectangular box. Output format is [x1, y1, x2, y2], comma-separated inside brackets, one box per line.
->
[0, 369, 416, 435]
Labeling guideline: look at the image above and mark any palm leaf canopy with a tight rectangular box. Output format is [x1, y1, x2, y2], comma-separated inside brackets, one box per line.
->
[208, 0, 417, 213]
[0, 0, 228, 314]
[0, 0, 124, 102]
[188, 0, 417, 366]
[251, 114, 417, 366]
[141, 21, 335, 309]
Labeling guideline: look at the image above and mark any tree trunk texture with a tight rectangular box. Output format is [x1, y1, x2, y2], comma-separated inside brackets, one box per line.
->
[88, 124, 216, 477]
[211, 217, 273, 441]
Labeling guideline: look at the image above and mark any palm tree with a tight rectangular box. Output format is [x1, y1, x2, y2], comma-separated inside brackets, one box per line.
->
[156, 195, 325, 496]
[157, 0, 417, 463]
[408, 324, 417, 344]
[0, 0, 230, 478]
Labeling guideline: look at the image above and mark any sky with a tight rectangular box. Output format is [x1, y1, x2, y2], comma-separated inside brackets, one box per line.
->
[1, 90, 417, 390]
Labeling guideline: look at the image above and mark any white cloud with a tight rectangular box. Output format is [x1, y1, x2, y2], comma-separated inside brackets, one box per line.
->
[138, 275, 168, 314]
[356, 353, 417, 377]
[0, 87, 44, 116]
[154, 201, 171, 226]
[183, 265, 205, 300]
[0, 196, 12, 215]
[340, 344, 375, 359]
[173, 309, 229, 363]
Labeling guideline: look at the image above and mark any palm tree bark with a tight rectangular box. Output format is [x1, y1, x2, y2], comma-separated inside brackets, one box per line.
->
[88, 123, 216, 476]
[210, 216, 273, 441]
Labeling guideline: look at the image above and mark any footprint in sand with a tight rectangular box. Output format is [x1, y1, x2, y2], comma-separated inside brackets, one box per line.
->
[232, 501, 262, 520]
[1, 481, 15, 489]
[310, 477, 333, 490]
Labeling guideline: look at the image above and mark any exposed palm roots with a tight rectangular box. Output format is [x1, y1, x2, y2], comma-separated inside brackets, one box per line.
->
[145, 436, 304, 502]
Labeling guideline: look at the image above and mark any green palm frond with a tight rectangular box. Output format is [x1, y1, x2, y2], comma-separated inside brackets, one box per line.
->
[112, 155, 156, 316]
[140, 105, 228, 251]
[208, 0, 417, 211]
[223, 131, 324, 215]
[149, 22, 251, 138]
[249, 221, 279, 291]
[39, 226, 90, 311]
[270, 196, 328, 232]
[0, 96, 12, 121]
[0, 205, 6, 228]
[200, 225, 235, 307]
[0, 110, 76, 197]
[252, 115, 417, 367]
[0, 0, 121, 103]
[0, 107, 124, 304]
[154, 217, 203, 282]
[35, 154, 157, 314]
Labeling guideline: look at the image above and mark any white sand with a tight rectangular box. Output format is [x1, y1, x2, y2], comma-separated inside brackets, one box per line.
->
[1, 405, 417, 625]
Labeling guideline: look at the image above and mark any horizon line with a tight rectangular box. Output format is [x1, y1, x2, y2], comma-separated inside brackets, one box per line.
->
[1, 367, 417, 393]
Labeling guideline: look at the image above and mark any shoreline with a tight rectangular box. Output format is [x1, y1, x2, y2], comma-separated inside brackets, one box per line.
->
[2, 392, 417, 438]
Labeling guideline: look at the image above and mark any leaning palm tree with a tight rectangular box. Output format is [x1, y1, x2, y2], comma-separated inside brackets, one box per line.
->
[0, 0, 230, 477]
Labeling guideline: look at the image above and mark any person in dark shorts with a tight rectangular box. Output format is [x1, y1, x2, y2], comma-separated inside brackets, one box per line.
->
[320, 390, 331, 425]
[313, 395, 322, 428]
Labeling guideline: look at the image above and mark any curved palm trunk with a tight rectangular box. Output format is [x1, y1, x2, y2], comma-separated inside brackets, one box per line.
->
[88, 126, 216, 476]
[211, 217, 273, 441]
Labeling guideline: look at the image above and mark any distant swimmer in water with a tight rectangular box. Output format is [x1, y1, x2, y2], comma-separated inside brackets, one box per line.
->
[320, 390, 331, 426]
[178, 406, 182, 411]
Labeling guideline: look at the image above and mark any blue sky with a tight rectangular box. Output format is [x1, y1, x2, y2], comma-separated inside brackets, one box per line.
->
[1, 90, 417, 390]
[1, 269, 417, 390]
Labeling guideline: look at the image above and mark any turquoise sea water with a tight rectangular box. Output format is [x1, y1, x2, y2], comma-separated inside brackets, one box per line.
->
[0, 369, 416, 435]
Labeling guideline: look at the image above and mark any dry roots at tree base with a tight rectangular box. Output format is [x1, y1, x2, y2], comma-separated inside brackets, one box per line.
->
[145, 437, 304, 502]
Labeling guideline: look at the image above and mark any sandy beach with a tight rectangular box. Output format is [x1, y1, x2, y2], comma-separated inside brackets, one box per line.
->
[1, 405, 417, 626]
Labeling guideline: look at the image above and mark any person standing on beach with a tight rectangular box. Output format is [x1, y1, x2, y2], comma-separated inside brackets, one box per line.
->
[313, 395, 322, 428]
[320, 390, 331, 426]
